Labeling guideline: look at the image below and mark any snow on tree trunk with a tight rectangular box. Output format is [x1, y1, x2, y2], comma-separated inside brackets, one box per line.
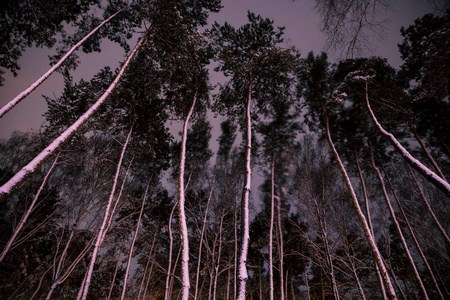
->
[322, 106, 398, 299]
[121, 178, 151, 300]
[0, 9, 125, 119]
[80, 126, 133, 300]
[0, 155, 58, 263]
[0, 27, 151, 202]
[237, 75, 252, 300]
[369, 145, 429, 300]
[364, 81, 450, 199]
[178, 93, 197, 300]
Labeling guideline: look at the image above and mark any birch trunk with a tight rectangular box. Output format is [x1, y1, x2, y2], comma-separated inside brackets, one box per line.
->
[237, 73, 252, 300]
[276, 182, 285, 300]
[178, 93, 197, 300]
[364, 81, 450, 198]
[121, 179, 151, 300]
[369, 145, 429, 300]
[0, 9, 125, 119]
[107, 251, 122, 300]
[165, 200, 178, 300]
[80, 126, 133, 300]
[0, 155, 58, 263]
[0, 27, 151, 201]
[354, 150, 388, 299]
[322, 105, 397, 299]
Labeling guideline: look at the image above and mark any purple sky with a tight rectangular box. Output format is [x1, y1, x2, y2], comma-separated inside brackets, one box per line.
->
[0, 0, 434, 139]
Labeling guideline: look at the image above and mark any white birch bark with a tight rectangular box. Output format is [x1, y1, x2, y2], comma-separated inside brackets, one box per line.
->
[80, 126, 133, 300]
[322, 106, 398, 299]
[277, 185, 285, 300]
[369, 146, 429, 300]
[0, 27, 151, 201]
[121, 179, 151, 300]
[0, 155, 58, 263]
[364, 81, 450, 198]
[178, 93, 197, 300]
[0, 9, 125, 119]
[237, 74, 252, 300]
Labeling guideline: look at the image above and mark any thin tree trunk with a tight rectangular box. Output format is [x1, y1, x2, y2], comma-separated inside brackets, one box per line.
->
[234, 194, 238, 300]
[178, 92, 197, 300]
[349, 254, 366, 300]
[237, 73, 252, 300]
[322, 105, 397, 299]
[407, 166, 450, 246]
[165, 200, 178, 300]
[364, 81, 450, 198]
[0, 9, 125, 119]
[121, 178, 151, 300]
[277, 183, 285, 300]
[213, 213, 224, 300]
[0, 155, 58, 263]
[410, 126, 447, 181]
[140, 234, 157, 300]
[354, 150, 388, 300]
[0, 27, 152, 201]
[194, 177, 214, 300]
[305, 268, 311, 300]
[384, 168, 445, 300]
[80, 126, 133, 300]
[107, 251, 122, 300]
[369, 145, 429, 300]
[269, 157, 275, 300]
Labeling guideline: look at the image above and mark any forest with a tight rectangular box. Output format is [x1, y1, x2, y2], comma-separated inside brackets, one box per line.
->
[0, 0, 449, 299]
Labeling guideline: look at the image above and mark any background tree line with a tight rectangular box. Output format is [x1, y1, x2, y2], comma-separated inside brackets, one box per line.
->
[0, 0, 449, 299]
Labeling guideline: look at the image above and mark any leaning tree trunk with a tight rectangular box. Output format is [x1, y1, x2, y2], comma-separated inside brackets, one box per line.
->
[369, 144, 429, 300]
[364, 81, 450, 199]
[80, 126, 133, 300]
[0, 27, 152, 202]
[322, 105, 398, 299]
[0, 9, 125, 119]
[178, 92, 197, 300]
[237, 72, 252, 300]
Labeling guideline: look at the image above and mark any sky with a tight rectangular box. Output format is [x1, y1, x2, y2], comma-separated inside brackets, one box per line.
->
[0, 0, 436, 139]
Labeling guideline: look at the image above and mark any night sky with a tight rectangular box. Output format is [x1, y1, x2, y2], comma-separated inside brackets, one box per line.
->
[0, 0, 435, 138]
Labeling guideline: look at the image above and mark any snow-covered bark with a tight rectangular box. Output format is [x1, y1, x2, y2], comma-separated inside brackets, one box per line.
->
[80, 126, 133, 300]
[121, 179, 150, 300]
[237, 76, 252, 300]
[0, 27, 151, 201]
[0, 155, 58, 263]
[364, 82, 450, 199]
[322, 107, 398, 299]
[369, 145, 429, 300]
[178, 93, 197, 300]
[0, 9, 125, 119]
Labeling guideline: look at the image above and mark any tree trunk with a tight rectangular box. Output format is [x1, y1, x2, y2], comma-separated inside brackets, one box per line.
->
[194, 177, 214, 300]
[364, 81, 450, 198]
[121, 178, 151, 300]
[237, 72, 252, 300]
[165, 200, 178, 300]
[0, 9, 125, 119]
[322, 105, 397, 299]
[0, 27, 152, 202]
[107, 251, 122, 300]
[80, 126, 133, 300]
[369, 144, 429, 300]
[0, 155, 58, 263]
[384, 168, 445, 300]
